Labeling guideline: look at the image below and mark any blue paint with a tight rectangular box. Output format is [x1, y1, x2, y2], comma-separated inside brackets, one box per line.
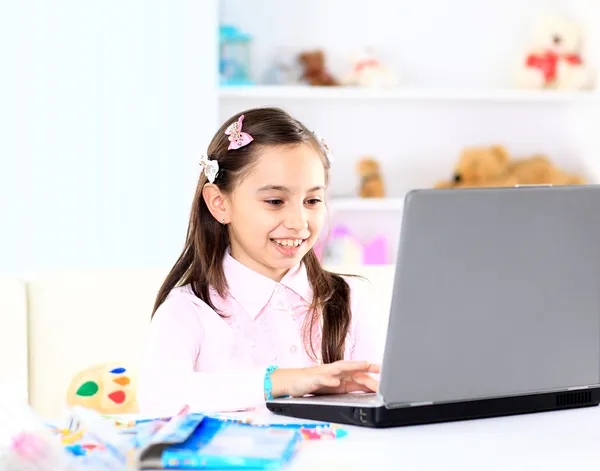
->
[110, 367, 126, 374]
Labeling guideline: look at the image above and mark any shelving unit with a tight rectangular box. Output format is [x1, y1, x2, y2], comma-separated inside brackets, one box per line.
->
[219, 0, 600, 264]
[220, 86, 600, 104]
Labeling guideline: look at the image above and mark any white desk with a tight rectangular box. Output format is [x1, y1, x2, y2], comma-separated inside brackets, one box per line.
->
[221, 405, 600, 470]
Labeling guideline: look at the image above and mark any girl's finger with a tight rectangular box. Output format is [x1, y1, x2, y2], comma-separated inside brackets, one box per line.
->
[332, 360, 370, 371]
[318, 376, 341, 388]
[330, 360, 372, 374]
[349, 372, 379, 392]
[341, 382, 376, 394]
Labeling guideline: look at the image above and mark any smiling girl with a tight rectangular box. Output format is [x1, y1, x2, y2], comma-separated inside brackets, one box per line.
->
[137, 107, 383, 414]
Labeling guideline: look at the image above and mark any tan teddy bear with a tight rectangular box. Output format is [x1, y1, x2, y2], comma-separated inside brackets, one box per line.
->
[507, 155, 587, 185]
[434, 145, 587, 189]
[356, 156, 385, 197]
[434, 145, 518, 189]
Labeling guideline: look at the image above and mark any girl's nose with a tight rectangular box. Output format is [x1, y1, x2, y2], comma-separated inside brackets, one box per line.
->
[283, 207, 308, 231]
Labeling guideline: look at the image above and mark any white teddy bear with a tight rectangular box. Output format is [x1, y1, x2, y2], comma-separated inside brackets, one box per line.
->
[515, 13, 595, 90]
[342, 47, 399, 88]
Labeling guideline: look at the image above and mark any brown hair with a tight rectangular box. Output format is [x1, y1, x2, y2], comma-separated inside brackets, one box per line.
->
[152, 107, 351, 364]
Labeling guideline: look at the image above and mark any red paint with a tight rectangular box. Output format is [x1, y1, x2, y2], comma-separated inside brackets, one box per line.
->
[108, 390, 126, 404]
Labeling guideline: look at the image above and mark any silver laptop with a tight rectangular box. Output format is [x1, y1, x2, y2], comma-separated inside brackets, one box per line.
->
[267, 184, 600, 427]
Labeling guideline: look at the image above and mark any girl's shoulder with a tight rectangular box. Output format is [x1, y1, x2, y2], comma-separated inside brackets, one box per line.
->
[152, 284, 220, 322]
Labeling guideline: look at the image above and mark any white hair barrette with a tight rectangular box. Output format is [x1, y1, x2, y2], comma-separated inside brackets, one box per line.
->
[199, 153, 219, 183]
[313, 131, 334, 163]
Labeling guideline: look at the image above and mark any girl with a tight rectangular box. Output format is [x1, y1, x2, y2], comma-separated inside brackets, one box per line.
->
[138, 107, 384, 415]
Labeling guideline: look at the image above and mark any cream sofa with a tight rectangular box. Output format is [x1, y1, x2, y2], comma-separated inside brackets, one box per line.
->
[0, 264, 395, 419]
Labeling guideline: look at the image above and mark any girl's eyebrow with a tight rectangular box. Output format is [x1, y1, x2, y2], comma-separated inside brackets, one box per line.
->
[256, 185, 325, 193]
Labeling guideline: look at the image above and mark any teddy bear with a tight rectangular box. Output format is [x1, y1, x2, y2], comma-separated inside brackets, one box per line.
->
[66, 362, 138, 415]
[507, 155, 588, 185]
[434, 145, 587, 189]
[356, 157, 385, 197]
[434, 145, 518, 189]
[515, 13, 594, 90]
[297, 50, 338, 86]
[342, 47, 399, 87]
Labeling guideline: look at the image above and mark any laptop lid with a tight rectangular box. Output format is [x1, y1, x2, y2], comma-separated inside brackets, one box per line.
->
[379, 185, 600, 409]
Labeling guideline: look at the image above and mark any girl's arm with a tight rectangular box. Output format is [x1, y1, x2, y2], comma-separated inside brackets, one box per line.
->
[137, 298, 267, 415]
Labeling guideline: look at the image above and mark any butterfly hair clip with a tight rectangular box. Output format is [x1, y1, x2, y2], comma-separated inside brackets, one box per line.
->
[199, 153, 219, 183]
[225, 114, 254, 150]
[313, 131, 334, 162]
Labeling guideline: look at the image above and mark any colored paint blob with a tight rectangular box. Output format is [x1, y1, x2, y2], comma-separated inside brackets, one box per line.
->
[76, 381, 99, 397]
[113, 376, 130, 386]
[109, 367, 126, 374]
[108, 391, 126, 404]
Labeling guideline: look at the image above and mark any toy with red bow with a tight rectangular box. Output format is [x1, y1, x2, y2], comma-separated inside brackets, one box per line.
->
[515, 13, 594, 90]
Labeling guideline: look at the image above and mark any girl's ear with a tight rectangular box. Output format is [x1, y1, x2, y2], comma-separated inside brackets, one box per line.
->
[202, 184, 229, 224]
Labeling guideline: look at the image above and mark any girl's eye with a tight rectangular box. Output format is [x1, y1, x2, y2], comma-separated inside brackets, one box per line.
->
[305, 198, 322, 205]
[265, 199, 284, 206]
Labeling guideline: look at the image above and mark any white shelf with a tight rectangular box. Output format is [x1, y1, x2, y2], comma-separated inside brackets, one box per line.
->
[219, 86, 600, 103]
[329, 197, 405, 211]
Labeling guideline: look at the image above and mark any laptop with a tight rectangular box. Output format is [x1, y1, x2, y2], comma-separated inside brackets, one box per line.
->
[267, 184, 600, 427]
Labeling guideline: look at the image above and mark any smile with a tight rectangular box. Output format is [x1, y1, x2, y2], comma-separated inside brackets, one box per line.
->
[271, 239, 305, 247]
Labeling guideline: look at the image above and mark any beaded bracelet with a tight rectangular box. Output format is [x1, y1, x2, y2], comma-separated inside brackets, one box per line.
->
[264, 365, 279, 401]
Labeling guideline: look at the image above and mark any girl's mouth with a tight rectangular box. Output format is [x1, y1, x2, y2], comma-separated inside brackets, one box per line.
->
[271, 238, 305, 247]
[270, 238, 307, 256]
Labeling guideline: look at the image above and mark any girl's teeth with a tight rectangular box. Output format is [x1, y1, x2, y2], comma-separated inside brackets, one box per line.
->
[274, 239, 303, 247]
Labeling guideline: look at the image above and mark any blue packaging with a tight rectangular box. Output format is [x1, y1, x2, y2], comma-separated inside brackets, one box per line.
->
[137, 414, 300, 470]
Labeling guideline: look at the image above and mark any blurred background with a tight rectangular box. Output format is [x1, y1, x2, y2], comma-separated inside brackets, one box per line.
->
[2, 0, 599, 276]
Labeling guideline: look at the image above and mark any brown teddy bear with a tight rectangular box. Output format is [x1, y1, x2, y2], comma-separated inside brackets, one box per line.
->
[435, 145, 587, 188]
[507, 155, 588, 185]
[298, 50, 338, 86]
[356, 156, 385, 197]
[434, 145, 517, 188]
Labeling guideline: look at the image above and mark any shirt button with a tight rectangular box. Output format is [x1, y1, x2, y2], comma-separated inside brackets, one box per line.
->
[275, 285, 284, 294]
[290, 345, 297, 354]
[276, 301, 285, 309]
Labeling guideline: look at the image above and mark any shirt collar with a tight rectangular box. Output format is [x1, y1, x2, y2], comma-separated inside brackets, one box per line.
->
[222, 250, 313, 319]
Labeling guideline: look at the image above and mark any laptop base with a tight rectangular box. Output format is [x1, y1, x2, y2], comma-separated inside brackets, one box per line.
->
[267, 388, 600, 428]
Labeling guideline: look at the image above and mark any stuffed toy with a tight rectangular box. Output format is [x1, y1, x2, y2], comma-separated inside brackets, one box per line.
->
[66, 362, 138, 415]
[342, 48, 399, 87]
[434, 145, 517, 188]
[507, 155, 588, 185]
[356, 157, 385, 197]
[515, 13, 594, 90]
[434, 145, 587, 189]
[297, 50, 338, 86]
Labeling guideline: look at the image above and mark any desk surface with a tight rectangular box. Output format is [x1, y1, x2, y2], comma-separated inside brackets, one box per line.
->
[210, 404, 600, 470]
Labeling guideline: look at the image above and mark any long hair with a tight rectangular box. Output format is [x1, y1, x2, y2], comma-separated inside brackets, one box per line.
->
[152, 107, 351, 364]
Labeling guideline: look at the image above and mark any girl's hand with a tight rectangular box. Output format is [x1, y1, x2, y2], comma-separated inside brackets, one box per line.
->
[269, 360, 380, 399]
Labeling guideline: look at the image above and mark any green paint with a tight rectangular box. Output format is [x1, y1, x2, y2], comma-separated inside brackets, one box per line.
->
[76, 381, 99, 397]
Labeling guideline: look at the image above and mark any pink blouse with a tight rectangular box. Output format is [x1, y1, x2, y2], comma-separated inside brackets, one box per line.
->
[137, 251, 385, 415]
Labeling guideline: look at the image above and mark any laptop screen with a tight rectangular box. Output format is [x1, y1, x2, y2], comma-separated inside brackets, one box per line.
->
[381, 186, 600, 406]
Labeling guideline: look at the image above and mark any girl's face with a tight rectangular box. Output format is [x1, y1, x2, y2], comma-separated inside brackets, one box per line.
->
[227, 143, 327, 282]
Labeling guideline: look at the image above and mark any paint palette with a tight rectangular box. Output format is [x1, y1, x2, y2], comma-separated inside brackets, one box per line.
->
[66, 363, 139, 415]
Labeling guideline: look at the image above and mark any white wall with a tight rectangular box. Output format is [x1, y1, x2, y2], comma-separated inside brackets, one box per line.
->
[0, 1, 218, 277]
